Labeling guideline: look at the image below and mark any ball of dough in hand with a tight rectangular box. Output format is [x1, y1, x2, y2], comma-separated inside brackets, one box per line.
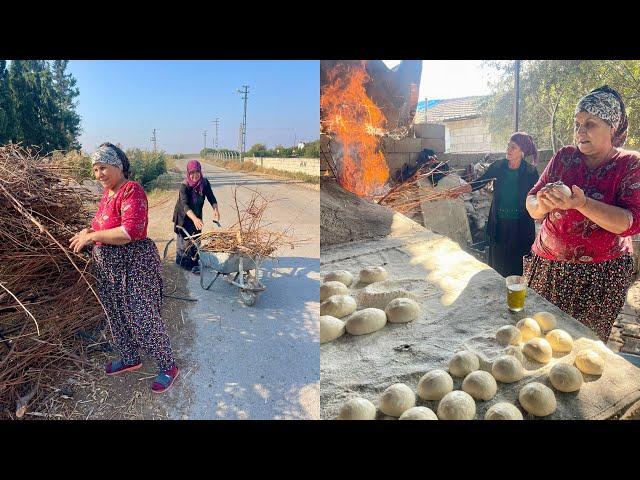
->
[462, 370, 498, 401]
[359, 266, 388, 284]
[320, 316, 345, 344]
[492, 355, 524, 383]
[484, 402, 523, 420]
[337, 397, 376, 420]
[574, 349, 605, 375]
[545, 329, 574, 353]
[437, 390, 476, 420]
[518, 382, 557, 417]
[523, 337, 553, 364]
[399, 406, 438, 420]
[320, 281, 349, 301]
[533, 311, 557, 332]
[516, 318, 542, 342]
[417, 369, 454, 401]
[320, 295, 357, 318]
[549, 363, 583, 392]
[345, 308, 387, 335]
[323, 270, 353, 287]
[449, 351, 480, 378]
[385, 297, 420, 323]
[496, 325, 522, 346]
[379, 383, 416, 417]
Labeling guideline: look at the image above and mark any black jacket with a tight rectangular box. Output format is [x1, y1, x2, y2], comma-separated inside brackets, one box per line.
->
[473, 158, 539, 243]
[172, 177, 217, 235]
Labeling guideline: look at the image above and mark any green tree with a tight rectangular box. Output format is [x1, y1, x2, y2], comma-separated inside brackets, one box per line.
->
[51, 60, 81, 150]
[247, 143, 267, 157]
[0, 60, 16, 143]
[301, 139, 320, 158]
[483, 60, 640, 153]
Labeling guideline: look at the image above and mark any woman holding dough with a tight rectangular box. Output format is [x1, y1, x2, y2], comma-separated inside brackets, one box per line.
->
[525, 86, 640, 341]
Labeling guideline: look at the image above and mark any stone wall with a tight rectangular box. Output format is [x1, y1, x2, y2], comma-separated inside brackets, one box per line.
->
[245, 157, 320, 176]
[444, 117, 503, 153]
[383, 123, 445, 178]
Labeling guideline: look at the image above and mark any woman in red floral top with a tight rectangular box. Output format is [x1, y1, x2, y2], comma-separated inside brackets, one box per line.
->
[525, 86, 640, 341]
[69, 143, 179, 393]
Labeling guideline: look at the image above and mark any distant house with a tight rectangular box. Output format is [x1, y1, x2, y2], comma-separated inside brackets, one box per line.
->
[414, 96, 502, 153]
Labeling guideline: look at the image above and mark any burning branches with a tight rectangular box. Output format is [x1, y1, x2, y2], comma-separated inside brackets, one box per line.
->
[0, 144, 104, 418]
[199, 186, 302, 258]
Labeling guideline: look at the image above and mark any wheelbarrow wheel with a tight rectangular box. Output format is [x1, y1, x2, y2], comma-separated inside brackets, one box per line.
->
[239, 289, 258, 306]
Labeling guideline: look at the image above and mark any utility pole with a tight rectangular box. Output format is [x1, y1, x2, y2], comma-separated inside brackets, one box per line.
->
[203, 130, 207, 156]
[150, 129, 157, 152]
[237, 85, 249, 161]
[237, 124, 243, 153]
[212, 117, 220, 149]
[514, 60, 521, 132]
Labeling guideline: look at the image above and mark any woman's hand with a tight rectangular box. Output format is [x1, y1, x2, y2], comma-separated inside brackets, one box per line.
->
[193, 217, 204, 230]
[69, 228, 95, 253]
[540, 185, 587, 211]
[445, 183, 472, 198]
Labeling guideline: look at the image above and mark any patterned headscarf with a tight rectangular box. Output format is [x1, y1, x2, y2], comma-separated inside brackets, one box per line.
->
[186, 160, 204, 202]
[575, 85, 628, 147]
[91, 145, 123, 170]
[509, 132, 538, 165]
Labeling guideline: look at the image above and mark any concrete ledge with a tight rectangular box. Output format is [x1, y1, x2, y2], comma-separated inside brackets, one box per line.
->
[413, 123, 445, 139]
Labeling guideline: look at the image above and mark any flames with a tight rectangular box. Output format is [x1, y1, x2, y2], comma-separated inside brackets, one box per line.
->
[320, 61, 389, 197]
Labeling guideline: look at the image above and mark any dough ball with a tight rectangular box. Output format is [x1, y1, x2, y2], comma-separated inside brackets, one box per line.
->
[523, 337, 553, 364]
[320, 281, 349, 301]
[549, 363, 583, 392]
[356, 280, 418, 310]
[359, 266, 388, 284]
[484, 402, 523, 420]
[575, 349, 605, 375]
[504, 345, 526, 365]
[533, 311, 558, 332]
[449, 351, 480, 378]
[337, 397, 376, 420]
[344, 308, 387, 335]
[462, 370, 498, 401]
[518, 382, 557, 417]
[545, 329, 574, 353]
[496, 325, 522, 346]
[437, 390, 476, 420]
[516, 318, 542, 342]
[398, 406, 438, 420]
[320, 295, 356, 318]
[379, 383, 416, 417]
[323, 270, 353, 287]
[492, 355, 524, 383]
[417, 369, 454, 401]
[319, 316, 345, 344]
[385, 297, 420, 323]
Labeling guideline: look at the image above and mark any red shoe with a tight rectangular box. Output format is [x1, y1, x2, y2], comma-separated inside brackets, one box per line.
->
[151, 365, 179, 394]
[105, 359, 142, 376]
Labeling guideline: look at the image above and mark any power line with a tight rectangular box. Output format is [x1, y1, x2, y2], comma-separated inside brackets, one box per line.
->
[237, 85, 249, 161]
[212, 118, 220, 149]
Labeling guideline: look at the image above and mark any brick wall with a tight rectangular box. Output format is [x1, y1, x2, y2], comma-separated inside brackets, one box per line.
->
[245, 157, 320, 176]
[445, 117, 503, 153]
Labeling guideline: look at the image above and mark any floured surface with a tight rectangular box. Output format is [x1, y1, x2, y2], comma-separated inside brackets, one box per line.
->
[321, 232, 640, 420]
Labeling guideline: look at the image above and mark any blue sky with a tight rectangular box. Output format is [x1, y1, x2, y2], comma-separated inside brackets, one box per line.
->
[67, 60, 319, 154]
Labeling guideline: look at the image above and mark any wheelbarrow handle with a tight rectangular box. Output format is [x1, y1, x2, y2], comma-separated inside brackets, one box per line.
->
[212, 220, 221, 228]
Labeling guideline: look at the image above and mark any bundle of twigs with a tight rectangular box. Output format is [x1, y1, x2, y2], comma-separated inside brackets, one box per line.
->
[199, 186, 301, 258]
[0, 144, 104, 419]
[377, 161, 489, 216]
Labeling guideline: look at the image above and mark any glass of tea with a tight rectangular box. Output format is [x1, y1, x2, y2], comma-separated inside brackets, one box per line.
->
[506, 275, 526, 312]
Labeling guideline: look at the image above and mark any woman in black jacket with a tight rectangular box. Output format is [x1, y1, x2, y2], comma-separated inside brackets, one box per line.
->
[463, 132, 540, 277]
[172, 160, 220, 273]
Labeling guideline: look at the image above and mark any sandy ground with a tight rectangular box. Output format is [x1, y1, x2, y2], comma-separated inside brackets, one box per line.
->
[48, 160, 319, 420]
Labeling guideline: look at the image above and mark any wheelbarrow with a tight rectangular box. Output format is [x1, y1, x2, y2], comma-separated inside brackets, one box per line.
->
[165, 223, 267, 306]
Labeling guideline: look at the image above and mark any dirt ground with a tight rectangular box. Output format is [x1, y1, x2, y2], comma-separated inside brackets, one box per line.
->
[40, 163, 319, 420]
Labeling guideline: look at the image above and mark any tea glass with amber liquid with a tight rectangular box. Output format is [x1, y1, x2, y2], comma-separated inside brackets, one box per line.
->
[506, 275, 526, 312]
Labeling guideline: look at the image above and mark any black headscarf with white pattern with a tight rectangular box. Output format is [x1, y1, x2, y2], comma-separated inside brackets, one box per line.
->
[575, 85, 628, 147]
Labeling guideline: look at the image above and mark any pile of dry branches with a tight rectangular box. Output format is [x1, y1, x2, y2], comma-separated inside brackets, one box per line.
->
[0, 144, 104, 419]
[199, 186, 301, 258]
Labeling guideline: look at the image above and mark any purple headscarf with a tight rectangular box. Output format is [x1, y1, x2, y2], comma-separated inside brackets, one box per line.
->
[186, 160, 203, 202]
[509, 132, 538, 165]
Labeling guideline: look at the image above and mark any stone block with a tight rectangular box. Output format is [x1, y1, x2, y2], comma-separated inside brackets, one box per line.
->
[393, 137, 423, 153]
[622, 323, 640, 338]
[382, 137, 396, 152]
[413, 123, 445, 139]
[385, 153, 411, 172]
[621, 337, 640, 355]
[421, 138, 445, 153]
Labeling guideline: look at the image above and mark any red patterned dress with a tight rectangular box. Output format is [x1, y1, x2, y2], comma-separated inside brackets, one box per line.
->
[91, 181, 175, 372]
[524, 146, 640, 340]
